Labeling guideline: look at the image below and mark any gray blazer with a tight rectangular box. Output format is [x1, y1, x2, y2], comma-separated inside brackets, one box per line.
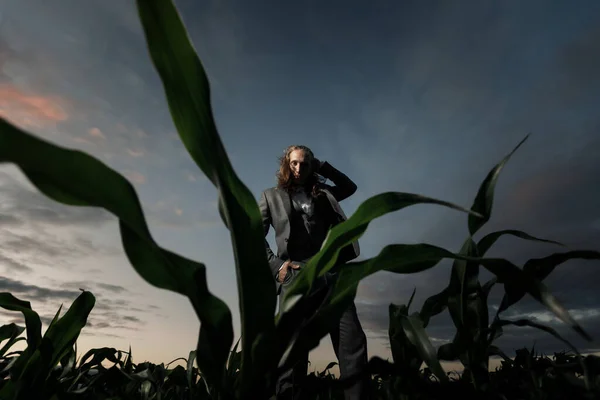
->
[258, 161, 361, 285]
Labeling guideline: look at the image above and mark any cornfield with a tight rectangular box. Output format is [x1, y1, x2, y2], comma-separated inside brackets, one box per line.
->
[0, 1, 599, 399]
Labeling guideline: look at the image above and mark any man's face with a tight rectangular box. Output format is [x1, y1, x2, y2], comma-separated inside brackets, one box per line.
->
[289, 149, 311, 185]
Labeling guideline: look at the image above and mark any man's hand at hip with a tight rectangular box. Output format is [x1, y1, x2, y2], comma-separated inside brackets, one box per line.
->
[278, 260, 302, 283]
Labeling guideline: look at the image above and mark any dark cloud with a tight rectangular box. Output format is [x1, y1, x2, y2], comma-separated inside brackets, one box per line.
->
[122, 315, 142, 323]
[60, 280, 130, 296]
[0, 170, 121, 272]
[0, 277, 147, 337]
[0, 230, 115, 269]
[0, 171, 113, 229]
[54, 281, 164, 317]
[0, 253, 33, 273]
[96, 282, 128, 294]
[91, 297, 163, 318]
[554, 25, 600, 106]
[0, 213, 22, 227]
[82, 331, 126, 339]
[0, 277, 81, 302]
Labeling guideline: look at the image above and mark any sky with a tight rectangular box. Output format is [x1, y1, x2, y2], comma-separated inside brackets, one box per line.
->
[1, 0, 600, 374]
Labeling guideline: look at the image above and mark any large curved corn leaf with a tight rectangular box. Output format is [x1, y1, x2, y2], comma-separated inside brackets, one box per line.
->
[276, 192, 481, 372]
[523, 250, 600, 281]
[388, 304, 423, 375]
[283, 192, 482, 302]
[468, 134, 529, 236]
[0, 323, 25, 358]
[77, 347, 120, 372]
[487, 345, 512, 364]
[0, 119, 233, 387]
[477, 229, 564, 255]
[478, 256, 593, 341]
[447, 238, 478, 334]
[280, 243, 594, 369]
[0, 292, 44, 385]
[400, 312, 448, 382]
[134, 1, 276, 394]
[496, 250, 600, 315]
[419, 287, 450, 328]
[445, 135, 533, 386]
[0, 293, 42, 352]
[391, 296, 447, 383]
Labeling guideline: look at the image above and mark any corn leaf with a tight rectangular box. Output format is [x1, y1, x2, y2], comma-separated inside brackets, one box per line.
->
[0, 119, 233, 388]
[477, 229, 564, 255]
[0, 324, 25, 359]
[0, 293, 42, 352]
[400, 312, 448, 382]
[134, 1, 276, 394]
[283, 193, 482, 302]
[468, 134, 529, 236]
[497, 251, 600, 316]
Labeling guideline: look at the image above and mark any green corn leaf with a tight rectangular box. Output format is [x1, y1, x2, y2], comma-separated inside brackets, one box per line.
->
[124, 345, 133, 374]
[437, 341, 460, 361]
[57, 345, 77, 381]
[0, 293, 44, 383]
[447, 238, 479, 335]
[468, 134, 529, 236]
[447, 237, 490, 388]
[0, 293, 42, 351]
[277, 193, 481, 373]
[400, 312, 448, 382]
[478, 257, 592, 342]
[287, 243, 471, 318]
[284, 193, 482, 301]
[419, 287, 449, 328]
[389, 304, 423, 374]
[281, 244, 594, 370]
[134, 1, 276, 394]
[187, 350, 197, 390]
[523, 250, 600, 281]
[0, 118, 233, 388]
[77, 347, 120, 372]
[16, 292, 94, 393]
[487, 345, 512, 363]
[47, 304, 63, 331]
[406, 287, 417, 311]
[279, 243, 474, 370]
[477, 229, 564, 256]
[481, 277, 497, 298]
[497, 250, 600, 315]
[0, 323, 25, 358]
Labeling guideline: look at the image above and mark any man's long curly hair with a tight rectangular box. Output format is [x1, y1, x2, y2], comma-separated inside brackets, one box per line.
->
[276, 145, 325, 196]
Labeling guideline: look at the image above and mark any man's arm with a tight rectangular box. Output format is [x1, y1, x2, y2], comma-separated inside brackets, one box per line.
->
[258, 191, 287, 280]
[315, 160, 357, 202]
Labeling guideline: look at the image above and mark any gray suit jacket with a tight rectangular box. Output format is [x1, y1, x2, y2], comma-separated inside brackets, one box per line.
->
[258, 161, 360, 285]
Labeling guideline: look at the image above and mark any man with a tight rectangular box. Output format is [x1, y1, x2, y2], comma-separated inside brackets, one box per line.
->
[258, 145, 369, 399]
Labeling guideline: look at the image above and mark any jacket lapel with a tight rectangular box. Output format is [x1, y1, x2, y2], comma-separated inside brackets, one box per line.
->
[276, 188, 293, 221]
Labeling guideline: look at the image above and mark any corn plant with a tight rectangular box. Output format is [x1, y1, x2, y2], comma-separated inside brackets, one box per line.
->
[1, 0, 599, 399]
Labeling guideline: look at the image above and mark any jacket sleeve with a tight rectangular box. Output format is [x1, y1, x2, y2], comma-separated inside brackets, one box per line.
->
[258, 191, 286, 279]
[317, 161, 357, 202]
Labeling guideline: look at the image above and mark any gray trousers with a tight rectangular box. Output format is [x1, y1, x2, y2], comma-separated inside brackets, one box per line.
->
[275, 268, 369, 400]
